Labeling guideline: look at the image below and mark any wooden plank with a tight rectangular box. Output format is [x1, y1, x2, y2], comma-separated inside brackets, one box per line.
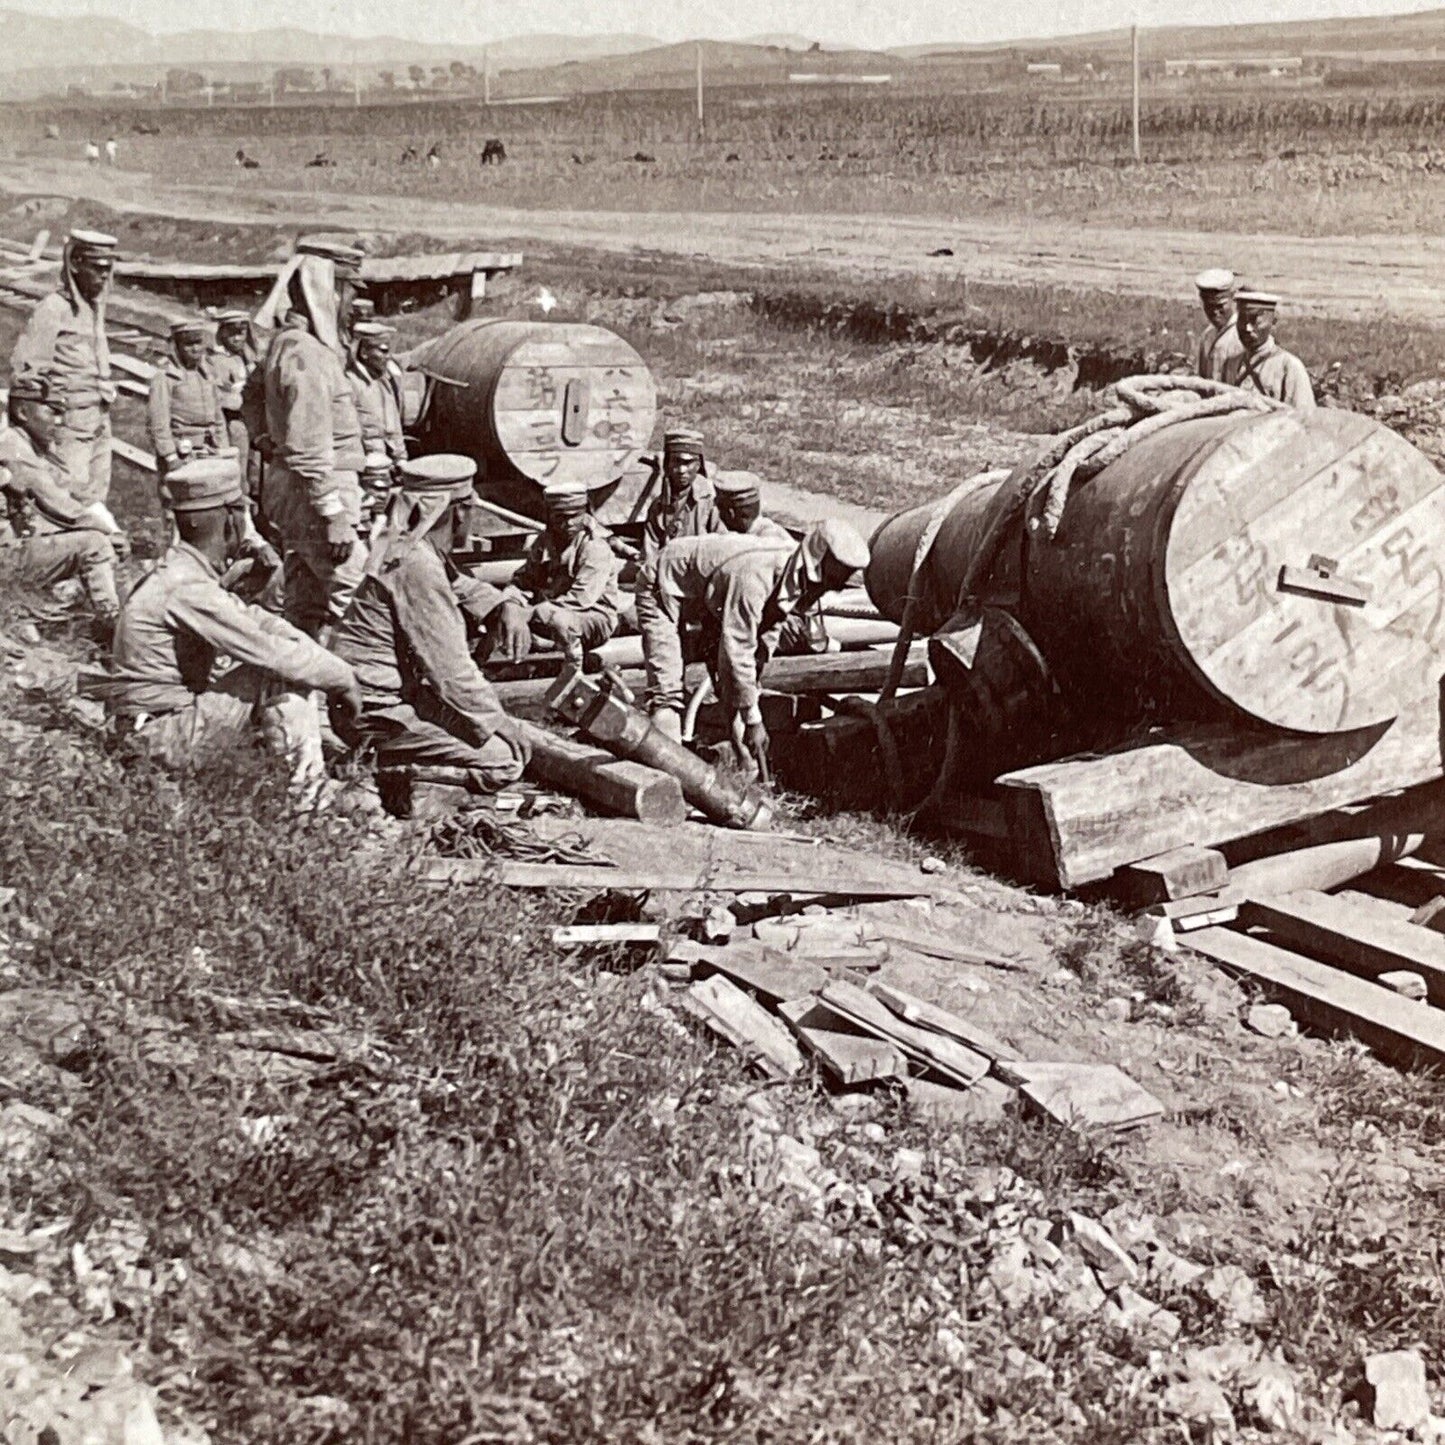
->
[552, 923, 661, 946]
[422, 857, 945, 900]
[777, 998, 910, 1085]
[996, 693, 1444, 889]
[819, 978, 989, 1086]
[995, 1060, 1164, 1133]
[1242, 890, 1445, 1006]
[1186, 925, 1445, 1071]
[1116, 845, 1228, 907]
[687, 943, 830, 1005]
[111, 437, 157, 473]
[680, 976, 804, 1080]
[866, 980, 1015, 1062]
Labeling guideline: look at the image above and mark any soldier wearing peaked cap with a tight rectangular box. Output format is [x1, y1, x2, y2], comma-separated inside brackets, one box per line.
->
[714, 470, 793, 543]
[108, 453, 361, 802]
[148, 318, 227, 500]
[644, 519, 871, 780]
[346, 320, 408, 510]
[640, 426, 725, 568]
[209, 309, 259, 487]
[10, 230, 120, 506]
[257, 235, 368, 639]
[1193, 268, 1245, 383]
[0, 372, 124, 636]
[330, 454, 531, 795]
[481, 479, 623, 667]
[1223, 291, 1316, 410]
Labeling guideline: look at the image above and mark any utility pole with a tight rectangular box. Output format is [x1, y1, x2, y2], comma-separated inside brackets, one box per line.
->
[484, 47, 491, 105]
[696, 41, 704, 124]
[1131, 24, 1142, 162]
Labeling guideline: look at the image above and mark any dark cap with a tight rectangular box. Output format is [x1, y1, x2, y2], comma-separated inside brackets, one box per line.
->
[295, 236, 366, 272]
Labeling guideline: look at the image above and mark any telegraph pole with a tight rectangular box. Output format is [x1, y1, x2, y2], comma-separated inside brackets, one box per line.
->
[1131, 24, 1142, 162]
[484, 47, 491, 105]
[696, 42, 704, 124]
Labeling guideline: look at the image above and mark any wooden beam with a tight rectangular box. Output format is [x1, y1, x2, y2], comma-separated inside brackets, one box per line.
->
[778, 998, 910, 1085]
[1242, 890, 1445, 1006]
[523, 727, 687, 825]
[110, 437, 157, 473]
[1116, 845, 1229, 907]
[866, 980, 1015, 1062]
[681, 976, 804, 1080]
[1186, 925, 1445, 1071]
[996, 694, 1443, 889]
[422, 857, 949, 900]
[686, 942, 830, 1005]
[820, 978, 990, 1086]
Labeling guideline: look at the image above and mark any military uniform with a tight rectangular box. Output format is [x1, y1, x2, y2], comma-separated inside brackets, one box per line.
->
[1191, 268, 1245, 383]
[0, 412, 119, 622]
[10, 230, 119, 505]
[1223, 338, 1316, 410]
[332, 455, 526, 791]
[109, 459, 353, 790]
[147, 325, 227, 493]
[498, 484, 622, 663]
[210, 311, 257, 488]
[261, 275, 367, 638]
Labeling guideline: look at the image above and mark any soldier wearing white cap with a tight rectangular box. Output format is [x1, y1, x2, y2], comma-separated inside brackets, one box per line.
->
[484, 480, 622, 666]
[0, 372, 123, 634]
[10, 230, 120, 506]
[147, 318, 227, 496]
[1192, 269, 1245, 383]
[209, 309, 259, 487]
[345, 320, 408, 508]
[108, 455, 360, 800]
[330, 454, 530, 792]
[1222, 291, 1316, 410]
[257, 236, 368, 638]
[645, 519, 871, 779]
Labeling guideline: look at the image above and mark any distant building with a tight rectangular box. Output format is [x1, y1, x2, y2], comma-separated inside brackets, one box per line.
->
[1165, 56, 1303, 77]
[1026, 62, 1063, 77]
[789, 73, 892, 84]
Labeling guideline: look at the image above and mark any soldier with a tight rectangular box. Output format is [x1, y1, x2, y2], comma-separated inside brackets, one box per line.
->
[147, 318, 227, 502]
[640, 427, 724, 567]
[330, 454, 531, 792]
[259, 237, 368, 639]
[644, 520, 870, 776]
[714, 470, 792, 542]
[108, 455, 360, 798]
[1193, 268, 1244, 382]
[346, 320, 407, 515]
[0, 373, 123, 634]
[210, 309, 258, 487]
[486, 480, 623, 666]
[1223, 291, 1316, 410]
[10, 229, 119, 506]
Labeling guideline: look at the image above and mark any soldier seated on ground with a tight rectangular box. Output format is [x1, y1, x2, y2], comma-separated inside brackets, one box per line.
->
[482, 480, 622, 667]
[148, 317, 227, 501]
[0, 373, 126, 636]
[330, 455, 531, 794]
[107, 456, 360, 801]
[641, 520, 871, 777]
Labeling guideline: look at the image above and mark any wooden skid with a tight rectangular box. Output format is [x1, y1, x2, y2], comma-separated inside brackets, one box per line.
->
[681, 977, 803, 1080]
[993, 691, 1443, 888]
[1185, 926, 1445, 1072]
[1241, 890, 1445, 1006]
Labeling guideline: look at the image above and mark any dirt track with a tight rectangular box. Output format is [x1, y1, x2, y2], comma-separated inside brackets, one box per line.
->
[5, 157, 1445, 325]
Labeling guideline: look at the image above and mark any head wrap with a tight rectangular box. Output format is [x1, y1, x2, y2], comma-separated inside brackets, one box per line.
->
[254, 251, 347, 350]
[365, 454, 477, 577]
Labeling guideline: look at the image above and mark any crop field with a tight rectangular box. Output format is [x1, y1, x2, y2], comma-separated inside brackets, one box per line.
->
[8, 81, 1445, 232]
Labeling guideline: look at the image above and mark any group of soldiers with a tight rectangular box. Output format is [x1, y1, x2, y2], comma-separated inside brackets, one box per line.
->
[1191, 268, 1315, 409]
[1, 228, 870, 801]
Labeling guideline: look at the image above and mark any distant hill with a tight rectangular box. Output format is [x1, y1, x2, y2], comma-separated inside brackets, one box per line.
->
[0, 8, 660, 78]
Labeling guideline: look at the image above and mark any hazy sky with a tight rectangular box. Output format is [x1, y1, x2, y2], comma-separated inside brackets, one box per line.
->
[17, 0, 1445, 49]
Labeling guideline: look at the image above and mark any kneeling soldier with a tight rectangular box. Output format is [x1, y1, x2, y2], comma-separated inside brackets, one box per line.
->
[331, 454, 532, 791]
[108, 456, 360, 797]
[1, 373, 124, 633]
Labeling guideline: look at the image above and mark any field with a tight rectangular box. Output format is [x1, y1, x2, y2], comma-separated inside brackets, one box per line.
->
[9, 81, 1445, 233]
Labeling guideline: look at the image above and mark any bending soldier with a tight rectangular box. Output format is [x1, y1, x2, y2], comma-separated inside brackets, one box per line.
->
[10, 230, 119, 506]
[1223, 291, 1316, 410]
[486, 481, 622, 666]
[330, 454, 531, 793]
[643, 520, 870, 776]
[0, 373, 124, 634]
[108, 456, 360, 798]
[714, 470, 792, 542]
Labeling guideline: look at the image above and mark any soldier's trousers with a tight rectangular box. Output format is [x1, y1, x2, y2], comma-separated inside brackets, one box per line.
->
[636, 578, 703, 716]
[335, 700, 525, 793]
[283, 536, 366, 640]
[16, 530, 118, 617]
[528, 601, 617, 661]
[54, 407, 112, 506]
[123, 665, 325, 799]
